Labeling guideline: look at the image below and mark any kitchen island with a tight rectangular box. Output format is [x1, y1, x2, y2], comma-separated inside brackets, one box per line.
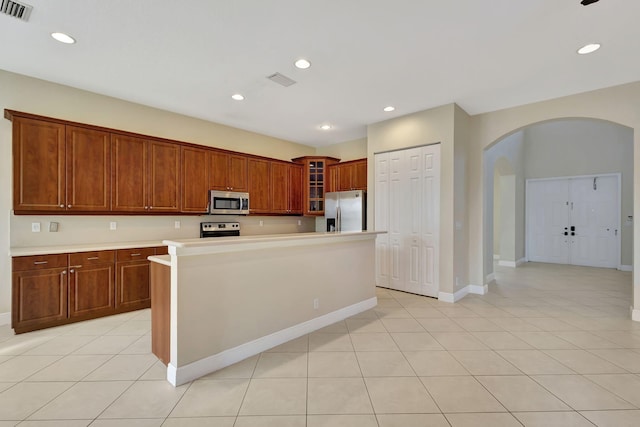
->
[149, 231, 382, 386]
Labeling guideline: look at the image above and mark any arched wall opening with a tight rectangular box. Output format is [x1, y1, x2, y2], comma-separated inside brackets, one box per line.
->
[482, 118, 633, 280]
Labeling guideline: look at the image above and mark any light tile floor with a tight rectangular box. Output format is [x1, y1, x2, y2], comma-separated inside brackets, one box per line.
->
[0, 262, 639, 426]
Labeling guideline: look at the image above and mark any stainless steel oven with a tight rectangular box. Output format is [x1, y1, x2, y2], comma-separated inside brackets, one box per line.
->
[208, 190, 249, 215]
[200, 222, 241, 238]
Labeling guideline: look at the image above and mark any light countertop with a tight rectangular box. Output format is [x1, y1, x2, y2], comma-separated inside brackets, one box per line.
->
[10, 240, 165, 257]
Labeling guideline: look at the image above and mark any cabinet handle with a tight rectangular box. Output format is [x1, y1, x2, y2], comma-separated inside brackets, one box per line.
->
[33, 261, 48, 265]
[87, 257, 99, 260]
[130, 253, 142, 257]
[69, 269, 75, 273]
[62, 270, 67, 275]
[149, 206, 153, 209]
[59, 204, 64, 208]
[67, 204, 72, 208]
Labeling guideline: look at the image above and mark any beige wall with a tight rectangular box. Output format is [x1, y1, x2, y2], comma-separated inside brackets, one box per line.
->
[367, 104, 460, 295]
[0, 70, 319, 315]
[467, 81, 640, 312]
[316, 137, 367, 161]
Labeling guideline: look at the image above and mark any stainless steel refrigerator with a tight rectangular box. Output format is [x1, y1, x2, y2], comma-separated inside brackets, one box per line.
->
[325, 190, 366, 232]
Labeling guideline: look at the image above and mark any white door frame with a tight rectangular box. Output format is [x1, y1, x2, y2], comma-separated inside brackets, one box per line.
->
[525, 173, 622, 268]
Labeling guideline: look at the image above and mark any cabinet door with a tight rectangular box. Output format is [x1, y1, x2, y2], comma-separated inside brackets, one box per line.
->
[327, 164, 338, 193]
[248, 158, 271, 214]
[148, 141, 180, 212]
[337, 163, 354, 191]
[112, 134, 148, 212]
[228, 154, 248, 191]
[116, 261, 151, 311]
[181, 146, 209, 213]
[353, 160, 368, 190]
[209, 150, 230, 191]
[69, 263, 115, 319]
[68, 251, 115, 320]
[12, 267, 68, 332]
[289, 164, 303, 214]
[12, 117, 66, 212]
[270, 162, 289, 214]
[66, 126, 111, 211]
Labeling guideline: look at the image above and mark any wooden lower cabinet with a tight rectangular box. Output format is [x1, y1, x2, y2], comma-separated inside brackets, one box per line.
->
[68, 251, 115, 320]
[12, 265, 68, 334]
[12, 246, 165, 334]
[116, 247, 156, 311]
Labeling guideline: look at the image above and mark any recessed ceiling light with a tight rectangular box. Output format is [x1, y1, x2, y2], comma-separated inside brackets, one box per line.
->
[294, 59, 311, 69]
[51, 32, 76, 44]
[577, 43, 601, 55]
[383, 106, 395, 112]
[231, 93, 245, 101]
[320, 124, 332, 130]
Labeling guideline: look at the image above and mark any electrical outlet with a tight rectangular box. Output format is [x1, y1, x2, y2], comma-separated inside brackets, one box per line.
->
[49, 222, 59, 232]
[259, 220, 264, 226]
[313, 298, 319, 310]
[297, 220, 301, 226]
[174, 221, 181, 229]
[31, 222, 41, 232]
[110, 222, 117, 231]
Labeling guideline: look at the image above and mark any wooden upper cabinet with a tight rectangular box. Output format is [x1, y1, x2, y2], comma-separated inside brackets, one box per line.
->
[181, 146, 209, 213]
[292, 156, 340, 216]
[12, 116, 66, 212]
[148, 141, 180, 212]
[289, 164, 303, 214]
[271, 161, 303, 215]
[209, 150, 248, 192]
[334, 159, 368, 191]
[111, 134, 148, 212]
[66, 126, 111, 211]
[12, 116, 113, 213]
[248, 158, 270, 214]
[112, 135, 180, 213]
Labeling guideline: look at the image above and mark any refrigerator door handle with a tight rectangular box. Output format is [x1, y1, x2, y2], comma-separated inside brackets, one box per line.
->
[337, 206, 341, 232]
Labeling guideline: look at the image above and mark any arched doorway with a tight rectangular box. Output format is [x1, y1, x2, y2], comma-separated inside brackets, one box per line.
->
[483, 118, 633, 281]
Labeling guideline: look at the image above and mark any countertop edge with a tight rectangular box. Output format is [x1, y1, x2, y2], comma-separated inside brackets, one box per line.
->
[10, 240, 165, 257]
[148, 255, 171, 266]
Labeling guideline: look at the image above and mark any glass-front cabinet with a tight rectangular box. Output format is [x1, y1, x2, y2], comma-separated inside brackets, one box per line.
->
[292, 156, 340, 216]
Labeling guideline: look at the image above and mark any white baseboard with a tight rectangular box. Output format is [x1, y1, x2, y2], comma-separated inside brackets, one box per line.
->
[498, 257, 527, 268]
[0, 312, 9, 326]
[619, 265, 632, 272]
[469, 284, 488, 295]
[438, 287, 469, 303]
[168, 297, 378, 386]
[486, 273, 496, 283]
[632, 307, 640, 322]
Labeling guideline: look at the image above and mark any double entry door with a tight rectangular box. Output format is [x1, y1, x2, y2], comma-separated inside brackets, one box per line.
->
[527, 175, 619, 268]
[375, 144, 441, 297]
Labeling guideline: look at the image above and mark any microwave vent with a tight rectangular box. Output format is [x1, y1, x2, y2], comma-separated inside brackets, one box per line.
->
[267, 72, 297, 87]
[1, 0, 32, 21]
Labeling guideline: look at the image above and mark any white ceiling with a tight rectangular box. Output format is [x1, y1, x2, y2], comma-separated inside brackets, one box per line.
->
[2, 0, 639, 147]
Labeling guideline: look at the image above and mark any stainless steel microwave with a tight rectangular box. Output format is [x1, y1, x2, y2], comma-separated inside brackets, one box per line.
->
[209, 190, 249, 215]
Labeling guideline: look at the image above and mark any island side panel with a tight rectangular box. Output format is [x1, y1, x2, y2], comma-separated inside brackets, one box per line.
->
[150, 261, 170, 365]
[173, 237, 376, 367]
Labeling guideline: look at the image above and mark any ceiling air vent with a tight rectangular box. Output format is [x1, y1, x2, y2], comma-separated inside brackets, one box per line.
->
[1, 0, 32, 21]
[267, 72, 297, 87]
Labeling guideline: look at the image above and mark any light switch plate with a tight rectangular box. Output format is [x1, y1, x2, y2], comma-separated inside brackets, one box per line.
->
[31, 222, 41, 232]
[110, 222, 117, 230]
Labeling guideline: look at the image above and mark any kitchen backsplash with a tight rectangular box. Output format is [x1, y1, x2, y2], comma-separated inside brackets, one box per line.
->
[10, 214, 316, 248]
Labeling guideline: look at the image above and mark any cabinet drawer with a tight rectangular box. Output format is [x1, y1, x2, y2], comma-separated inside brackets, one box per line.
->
[69, 250, 115, 267]
[154, 246, 169, 255]
[117, 247, 156, 262]
[12, 254, 68, 272]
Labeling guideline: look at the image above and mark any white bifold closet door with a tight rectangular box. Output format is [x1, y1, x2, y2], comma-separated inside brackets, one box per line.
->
[375, 144, 441, 297]
[527, 174, 619, 268]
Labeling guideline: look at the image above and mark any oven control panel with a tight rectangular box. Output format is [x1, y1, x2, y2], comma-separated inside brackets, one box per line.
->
[200, 222, 241, 238]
